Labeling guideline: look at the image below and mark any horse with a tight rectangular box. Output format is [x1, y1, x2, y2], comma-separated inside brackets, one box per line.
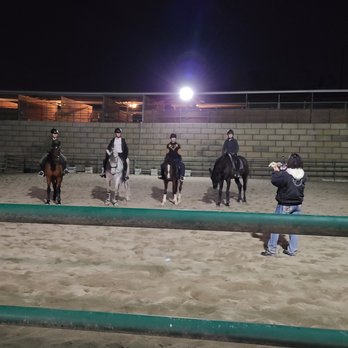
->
[44, 145, 64, 205]
[160, 160, 183, 206]
[209, 153, 249, 206]
[105, 150, 130, 206]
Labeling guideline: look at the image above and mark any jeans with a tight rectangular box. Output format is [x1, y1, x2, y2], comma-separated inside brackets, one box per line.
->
[267, 204, 301, 255]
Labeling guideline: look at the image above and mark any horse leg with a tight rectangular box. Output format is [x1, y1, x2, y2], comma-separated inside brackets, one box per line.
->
[217, 180, 224, 206]
[172, 179, 178, 205]
[55, 177, 62, 204]
[177, 179, 183, 204]
[45, 178, 51, 204]
[111, 190, 118, 206]
[161, 180, 168, 205]
[234, 177, 243, 202]
[242, 175, 248, 202]
[225, 179, 231, 206]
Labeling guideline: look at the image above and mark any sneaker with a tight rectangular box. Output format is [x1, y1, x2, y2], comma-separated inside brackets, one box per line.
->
[100, 169, 106, 178]
[261, 250, 275, 256]
[63, 169, 69, 175]
[283, 250, 296, 256]
[38, 170, 44, 177]
[180, 176, 184, 181]
[123, 176, 129, 181]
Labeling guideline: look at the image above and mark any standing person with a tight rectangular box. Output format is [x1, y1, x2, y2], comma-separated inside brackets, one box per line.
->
[159, 133, 185, 181]
[100, 127, 129, 181]
[261, 153, 307, 257]
[222, 129, 241, 176]
[38, 128, 69, 177]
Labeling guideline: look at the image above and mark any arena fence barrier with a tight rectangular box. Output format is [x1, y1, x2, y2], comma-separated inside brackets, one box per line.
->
[0, 203, 348, 237]
[0, 305, 347, 348]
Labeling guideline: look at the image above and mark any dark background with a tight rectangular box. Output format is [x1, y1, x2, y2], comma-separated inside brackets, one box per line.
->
[1, 0, 348, 93]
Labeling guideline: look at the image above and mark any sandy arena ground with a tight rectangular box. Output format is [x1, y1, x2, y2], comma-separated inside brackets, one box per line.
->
[0, 173, 347, 347]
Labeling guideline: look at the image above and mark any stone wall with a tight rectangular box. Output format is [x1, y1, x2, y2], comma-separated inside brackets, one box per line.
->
[0, 120, 347, 176]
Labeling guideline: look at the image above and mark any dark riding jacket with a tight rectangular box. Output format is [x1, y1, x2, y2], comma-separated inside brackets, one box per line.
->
[222, 138, 239, 155]
[272, 169, 307, 206]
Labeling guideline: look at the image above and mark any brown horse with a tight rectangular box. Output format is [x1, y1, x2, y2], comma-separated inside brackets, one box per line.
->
[161, 160, 183, 205]
[44, 145, 64, 204]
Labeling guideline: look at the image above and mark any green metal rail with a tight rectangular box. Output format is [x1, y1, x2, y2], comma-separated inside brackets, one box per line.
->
[0, 306, 347, 347]
[0, 203, 348, 236]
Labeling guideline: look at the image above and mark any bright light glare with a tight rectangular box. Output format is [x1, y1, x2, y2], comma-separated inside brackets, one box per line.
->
[179, 86, 194, 101]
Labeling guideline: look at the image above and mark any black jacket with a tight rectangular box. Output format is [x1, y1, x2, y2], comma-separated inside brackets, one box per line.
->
[271, 169, 307, 206]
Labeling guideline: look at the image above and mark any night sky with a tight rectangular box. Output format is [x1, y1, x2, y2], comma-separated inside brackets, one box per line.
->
[1, 0, 348, 93]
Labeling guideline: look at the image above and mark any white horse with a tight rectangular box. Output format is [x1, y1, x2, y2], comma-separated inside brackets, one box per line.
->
[105, 151, 130, 206]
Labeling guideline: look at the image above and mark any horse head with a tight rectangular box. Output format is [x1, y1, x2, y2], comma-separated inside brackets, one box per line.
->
[107, 150, 123, 175]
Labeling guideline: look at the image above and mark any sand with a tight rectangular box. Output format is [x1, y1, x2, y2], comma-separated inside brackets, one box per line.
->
[0, 173, 347, 347]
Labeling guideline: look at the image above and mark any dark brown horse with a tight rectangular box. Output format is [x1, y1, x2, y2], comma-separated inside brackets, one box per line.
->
[44, 145, 64, 204]
[160, 160, 183, 205]
[209, 153, 249, 206]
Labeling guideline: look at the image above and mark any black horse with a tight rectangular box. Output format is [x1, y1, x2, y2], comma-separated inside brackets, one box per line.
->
[209, 153, 249, 206]
[160, 160, 183, 205]
[44, 145, 64, 204]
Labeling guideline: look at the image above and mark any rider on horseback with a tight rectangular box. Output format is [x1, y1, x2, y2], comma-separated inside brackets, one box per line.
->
[38, 128, 69, 177]
[222, 129, 242, 177]
[159, 133, 185, 181]
[100, 127, 129, 181]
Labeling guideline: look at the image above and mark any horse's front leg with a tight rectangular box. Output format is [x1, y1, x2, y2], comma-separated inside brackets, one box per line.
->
[242, 177, 247, 202]
[46, 185, 51, 204]
[56, 185, 61, 205]
[235, 178, 242, 203]
[217, 180, 224, 206]
[177, 180, 183, 204]
[45, 178, 51, 204]
[172, 180, 178, 205]
[55, 178, 62, 204]
[161, 180, 168, 206]
[225, 179, 231, 206]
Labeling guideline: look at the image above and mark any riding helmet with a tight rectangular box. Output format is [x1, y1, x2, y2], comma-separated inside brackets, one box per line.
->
[170, 133, 177, 139]
[115, 127, 122, 133]
[51, 128, 59, 134]
[227, 129, 234, 135]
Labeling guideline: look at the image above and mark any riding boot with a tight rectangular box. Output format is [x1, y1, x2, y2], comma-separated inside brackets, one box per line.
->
[122, 159, 128, 181]
[100, 159, 107, 177]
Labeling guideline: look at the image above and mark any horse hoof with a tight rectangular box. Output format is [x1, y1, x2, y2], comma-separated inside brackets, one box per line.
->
[216, 202, 221, 206]
[45, 202, 50, 205]
[104, 200, 110, 206]
[226, 202, 230, 206]
[56, 201, 61, 205]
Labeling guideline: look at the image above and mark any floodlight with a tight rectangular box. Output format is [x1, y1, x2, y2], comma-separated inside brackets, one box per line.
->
[179, 86, 194, 101]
